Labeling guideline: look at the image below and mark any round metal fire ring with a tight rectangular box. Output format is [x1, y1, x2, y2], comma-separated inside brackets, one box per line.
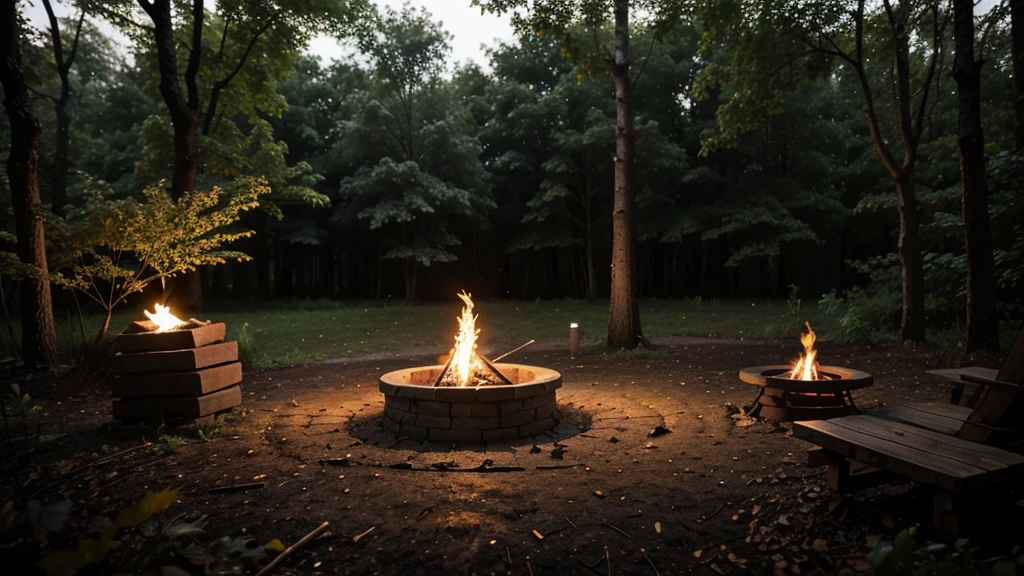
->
[379, 363, 562, 443]
[739, 365, 873, 421]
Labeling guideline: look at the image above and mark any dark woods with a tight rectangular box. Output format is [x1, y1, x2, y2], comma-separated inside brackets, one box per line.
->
[0, 0, 1022, 361]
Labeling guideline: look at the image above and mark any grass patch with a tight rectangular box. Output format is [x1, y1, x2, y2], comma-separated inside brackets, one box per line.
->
[1, 296, 898, 369]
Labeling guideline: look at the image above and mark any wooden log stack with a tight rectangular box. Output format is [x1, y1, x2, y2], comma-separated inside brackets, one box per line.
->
[112, 320, 243, 421]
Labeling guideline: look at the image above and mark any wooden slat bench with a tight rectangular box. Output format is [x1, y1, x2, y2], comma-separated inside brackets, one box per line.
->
[794, 415, 1024, 534]
[873, 402, 971, 436]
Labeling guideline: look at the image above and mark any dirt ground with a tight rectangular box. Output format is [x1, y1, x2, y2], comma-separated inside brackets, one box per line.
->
[7, 338, 1020, 575]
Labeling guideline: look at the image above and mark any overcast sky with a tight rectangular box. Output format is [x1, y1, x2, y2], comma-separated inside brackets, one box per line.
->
[24, 0, 515, 69]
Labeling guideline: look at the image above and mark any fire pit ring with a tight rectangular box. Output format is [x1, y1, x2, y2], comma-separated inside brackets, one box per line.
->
[739, 365, 873, 421]
[379, 363, 562, 443]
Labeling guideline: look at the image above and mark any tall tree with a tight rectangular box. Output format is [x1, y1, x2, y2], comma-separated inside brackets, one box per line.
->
[135, 0, 205, 312]
[1, 0, 60, 367]
[607, 0, 643, 347]
[953, 0, 998, 351]
[474, 0, 679, 348]
[333, 5, 493, 301]
[697, 0, 947, 343]
[1014, 0, 1024, 151]
[124, 0, 368, 311]
[40, 0, 84, 217]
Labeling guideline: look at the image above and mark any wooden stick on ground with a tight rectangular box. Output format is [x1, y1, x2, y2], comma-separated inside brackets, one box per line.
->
[207, 482, 265, 494]
[493, 339, 536, 363]
[352, 525, 376, 543]
[255, 521, 330, 576]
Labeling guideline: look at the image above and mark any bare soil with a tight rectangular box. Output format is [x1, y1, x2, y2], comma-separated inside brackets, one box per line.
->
[7, 338, 1019, 575]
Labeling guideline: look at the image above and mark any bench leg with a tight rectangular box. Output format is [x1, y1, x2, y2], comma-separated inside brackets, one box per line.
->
[823, 451, 853, 492]
[933, 489, 960, 536]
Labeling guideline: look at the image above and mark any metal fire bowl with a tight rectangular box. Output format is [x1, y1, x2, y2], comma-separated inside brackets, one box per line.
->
[378, 363, 563, 443]
[739, 365, 873, 392]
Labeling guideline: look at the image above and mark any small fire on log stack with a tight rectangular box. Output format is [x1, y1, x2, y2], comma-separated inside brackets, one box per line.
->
[433, 291, 512, 387]
[111, 305, 243, 422]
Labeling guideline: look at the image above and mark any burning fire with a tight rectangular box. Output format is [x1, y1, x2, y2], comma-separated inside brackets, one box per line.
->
[449, 291, 481, 386]
[144, 304, 186, 333]
[789, 321, 819, 381]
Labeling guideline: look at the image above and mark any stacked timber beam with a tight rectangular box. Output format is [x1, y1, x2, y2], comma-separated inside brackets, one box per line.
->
[112, 321, 242, 421]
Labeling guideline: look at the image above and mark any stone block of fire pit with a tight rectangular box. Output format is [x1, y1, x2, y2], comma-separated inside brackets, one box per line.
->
[112, 385, 241, 421]
[379, 363, 562, 443]
[116, 321, 226, 353]
[113, 341, 239, 375]
[111, 319, 242, 422]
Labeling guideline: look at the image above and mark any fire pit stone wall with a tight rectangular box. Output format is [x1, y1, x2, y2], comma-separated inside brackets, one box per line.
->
[379, 363, 561, 443]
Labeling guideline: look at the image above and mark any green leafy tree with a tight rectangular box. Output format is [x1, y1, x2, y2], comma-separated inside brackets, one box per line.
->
[333, 5, 493, 301]
[695, 0, 949, 343]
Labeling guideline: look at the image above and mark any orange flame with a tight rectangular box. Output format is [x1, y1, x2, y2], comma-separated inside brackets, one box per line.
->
[789, 321, 819, 381]
[144, 304, 186, 333]
[449, 291, 480, 386]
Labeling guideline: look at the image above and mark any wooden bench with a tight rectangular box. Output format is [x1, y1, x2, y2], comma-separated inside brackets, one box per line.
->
[794, 331, 1024, 534]
[927, 326, 1024, 408]
[794, 415, 1024, 534]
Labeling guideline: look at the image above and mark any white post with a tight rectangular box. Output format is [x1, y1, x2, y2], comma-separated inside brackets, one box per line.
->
[569, 323, 579, 357]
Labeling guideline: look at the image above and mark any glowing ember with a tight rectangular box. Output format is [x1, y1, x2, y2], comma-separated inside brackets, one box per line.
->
[789, 321, 819, 381]
[449, 291, 480, 387]
[144, 304, 186, 333]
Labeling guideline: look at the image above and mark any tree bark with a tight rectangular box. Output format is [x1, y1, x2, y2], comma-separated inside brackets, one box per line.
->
[0, 0, 59, 368]
[41, 1, 83, 217]
[403, 260, 417, 303]
[607, 0, 644, 349]
[895, 171, 926, 342]
[139, 0, 205, 312]
[1013, 0, 1024, 151]
[953, 0, 999, 352]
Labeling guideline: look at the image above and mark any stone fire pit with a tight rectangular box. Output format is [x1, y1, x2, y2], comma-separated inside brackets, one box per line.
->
[379, 363, 562, 443]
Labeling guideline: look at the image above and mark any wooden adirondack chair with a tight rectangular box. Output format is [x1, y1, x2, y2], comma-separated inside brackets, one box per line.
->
[793, 329, 1024, 534]
[873, 326, 1024, 436]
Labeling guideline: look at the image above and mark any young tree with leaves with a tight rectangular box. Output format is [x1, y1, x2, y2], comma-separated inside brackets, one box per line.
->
[1, 0, 60, 368]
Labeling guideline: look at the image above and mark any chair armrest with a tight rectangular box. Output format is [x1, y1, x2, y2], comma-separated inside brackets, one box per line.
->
[960, 372, 1021, 389]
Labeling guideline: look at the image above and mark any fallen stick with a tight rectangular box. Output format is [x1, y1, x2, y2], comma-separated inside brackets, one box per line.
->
[601, 522, 632, 540]
[526, 560, 534, 576]
[493, 339, 536, 363]
[255, 521, 329, 576]
[387, 436, 409, 448]
[605, 545, 611, 576]
[352, 525, 376, 543]
[534, 464, 584, 470]
[30, 441, 153, 497]
[642, 550, 661, 576]
[207, 482, 265, 494]
[565, 517, 578, 530]
[698, 504, 726, 523]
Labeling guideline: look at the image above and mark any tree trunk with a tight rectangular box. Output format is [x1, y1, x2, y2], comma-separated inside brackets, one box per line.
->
[403, 260, 417, 303]
[140, 0, 204, 313]
[607, 0, 644, 349]
[895, 171, 926, 343]
[954, 0, 999, 352]
[585, 189, 596, 301]
[42, 1, 82, 218]
[1013, 0, 1024, 151]
[0, 2, 59, 368]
